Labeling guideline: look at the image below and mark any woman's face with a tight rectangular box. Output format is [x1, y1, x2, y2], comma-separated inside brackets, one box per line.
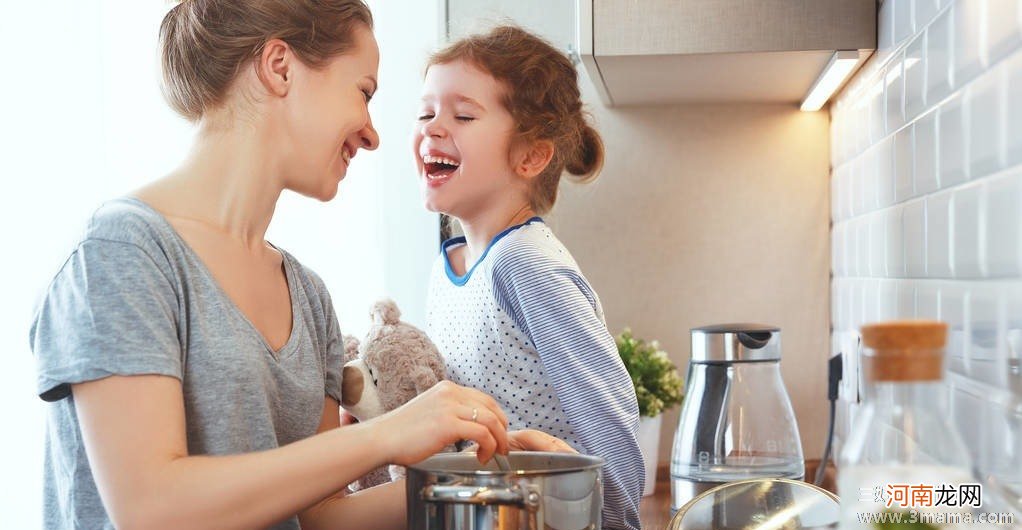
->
[412, 60, 520, 219]
[283, 24, 380, 201]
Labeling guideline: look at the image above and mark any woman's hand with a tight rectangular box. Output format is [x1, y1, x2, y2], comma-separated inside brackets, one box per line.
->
[371, 381, 509, 466]
[508, 430, 577, 453]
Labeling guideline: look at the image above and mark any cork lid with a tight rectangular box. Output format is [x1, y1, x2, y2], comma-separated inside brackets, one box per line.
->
[860, 320, 947, 382]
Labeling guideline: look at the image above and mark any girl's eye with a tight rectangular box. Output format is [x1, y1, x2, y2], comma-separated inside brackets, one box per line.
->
[455, 116, 475, 122]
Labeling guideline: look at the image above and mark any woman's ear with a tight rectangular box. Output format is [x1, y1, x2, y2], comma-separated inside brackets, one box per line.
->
[255, 38, 293, 97]
[513, 139, 554, 180]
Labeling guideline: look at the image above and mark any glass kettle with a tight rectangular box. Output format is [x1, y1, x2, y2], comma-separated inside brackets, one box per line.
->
[670, 323, 805, 512]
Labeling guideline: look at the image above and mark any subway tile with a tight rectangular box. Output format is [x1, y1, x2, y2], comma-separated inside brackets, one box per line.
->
[843, 159, 856, 221]
[895, 127, 915, 202]
[927, 190, 955, 277]
[952, 182, 985, 278]
[927, 8, 954, 103]
[986, 0, 1022, 65]
[914, 111, 939, 195]
[858, 217, 871, 277]
[938, 94, 968, 187]
[915, 0, 942, 29]
[895, 0, 915, 45]
[833, 222, 847, 277]
[832, 166, 844, 223]
[985, 172, 1022, 277]
[875, 140, 894, 209]
[940, 281, 968, 357]
[904, 199, 928, 276]
[864, 279, 883, 324]
[851, 280, 865, 329]
[854, 101, 870, 157]
[886, 58, 906, 132]
[887, 207, 907, 277]
[968, 283, 1003, 365]
[917, 280, 940, 318]
[870, 212, 887, 277]
[905, 32, 928, 120]
[953, 0, 985, 87]
[852, 155, 865, 218]
[877, 279, 898, 320]
[897, 280, 917, 316]
[966, 69, 1005, 180]
[869, 74, 887, 144]
[1006, 51, 1022, 167]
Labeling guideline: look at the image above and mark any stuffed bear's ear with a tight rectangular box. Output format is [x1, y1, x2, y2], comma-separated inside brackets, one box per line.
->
[342, 335, 360, 363]
[370, 299, 401, 327]
[410, 365, 443, 395]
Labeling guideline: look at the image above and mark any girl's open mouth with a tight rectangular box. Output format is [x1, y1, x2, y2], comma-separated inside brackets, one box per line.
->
[422, 154, 460, 179]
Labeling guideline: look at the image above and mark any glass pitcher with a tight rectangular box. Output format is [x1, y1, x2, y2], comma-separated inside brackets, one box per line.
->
[670, 324, 804, 512]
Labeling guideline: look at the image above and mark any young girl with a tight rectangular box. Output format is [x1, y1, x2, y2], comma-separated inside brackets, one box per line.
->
[414, 25, 643, 530]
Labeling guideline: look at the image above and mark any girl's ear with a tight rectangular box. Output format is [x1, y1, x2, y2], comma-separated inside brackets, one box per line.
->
[255, 38, 293, 97]
[513, 139, 554, 180]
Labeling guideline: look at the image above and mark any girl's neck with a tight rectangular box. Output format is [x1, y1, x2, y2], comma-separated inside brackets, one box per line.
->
[457, 202, 536, 266]
[137, 120, 284, 251]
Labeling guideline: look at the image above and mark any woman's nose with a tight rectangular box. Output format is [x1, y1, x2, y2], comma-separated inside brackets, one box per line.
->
[360, 117, 380, 151]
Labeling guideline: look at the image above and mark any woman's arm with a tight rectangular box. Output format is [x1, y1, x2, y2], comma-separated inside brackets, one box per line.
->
[74, 376, 508, 530]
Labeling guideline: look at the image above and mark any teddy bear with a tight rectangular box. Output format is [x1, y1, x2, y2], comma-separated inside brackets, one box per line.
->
[340, 298, 448, 492]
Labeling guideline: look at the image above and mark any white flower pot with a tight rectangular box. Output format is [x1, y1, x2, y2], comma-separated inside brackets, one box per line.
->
[636, 415, 662, 496]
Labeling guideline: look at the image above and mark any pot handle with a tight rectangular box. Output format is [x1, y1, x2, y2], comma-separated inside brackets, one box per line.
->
[421, 484, 541, 510]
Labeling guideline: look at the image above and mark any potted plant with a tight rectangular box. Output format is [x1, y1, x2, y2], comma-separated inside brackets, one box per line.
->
[616, 328, 684, 496]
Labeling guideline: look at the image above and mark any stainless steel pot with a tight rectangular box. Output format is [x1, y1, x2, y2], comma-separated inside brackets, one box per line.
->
[406, 451, 604, 530]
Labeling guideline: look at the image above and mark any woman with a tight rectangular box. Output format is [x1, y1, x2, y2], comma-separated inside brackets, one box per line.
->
[29, 1, 569, 529]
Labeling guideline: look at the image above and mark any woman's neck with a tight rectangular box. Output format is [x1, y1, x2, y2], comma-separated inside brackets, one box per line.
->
[137, 121, 283, 251]
[457, 202, 535, 267]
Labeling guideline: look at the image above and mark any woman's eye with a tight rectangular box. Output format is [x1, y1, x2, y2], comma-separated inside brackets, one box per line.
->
[417, 114, 435, 121]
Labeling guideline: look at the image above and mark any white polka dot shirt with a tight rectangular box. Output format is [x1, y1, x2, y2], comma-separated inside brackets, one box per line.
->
[426, 218, 643, 530]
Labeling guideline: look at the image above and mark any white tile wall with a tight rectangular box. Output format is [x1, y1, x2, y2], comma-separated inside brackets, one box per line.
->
[831, 0, 1022, 509]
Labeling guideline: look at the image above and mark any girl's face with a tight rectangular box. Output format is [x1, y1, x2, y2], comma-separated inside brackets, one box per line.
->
[413, 60, 522, 219]
[283, 24, 380, 201]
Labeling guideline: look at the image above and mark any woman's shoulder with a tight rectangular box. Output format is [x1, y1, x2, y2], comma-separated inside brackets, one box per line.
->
[81, 196, 176, 251]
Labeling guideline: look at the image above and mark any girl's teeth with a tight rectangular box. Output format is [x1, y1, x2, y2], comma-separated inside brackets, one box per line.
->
[422, 154, 460, 166]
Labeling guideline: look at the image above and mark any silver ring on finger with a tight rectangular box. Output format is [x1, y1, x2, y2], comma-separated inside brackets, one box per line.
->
[471, 407, 478, 422]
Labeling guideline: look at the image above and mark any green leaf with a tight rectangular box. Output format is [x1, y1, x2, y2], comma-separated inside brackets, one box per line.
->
[615, 328, 685, 418]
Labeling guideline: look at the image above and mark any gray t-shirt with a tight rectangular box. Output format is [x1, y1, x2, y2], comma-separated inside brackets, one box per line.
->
[30, 197, 345, 529]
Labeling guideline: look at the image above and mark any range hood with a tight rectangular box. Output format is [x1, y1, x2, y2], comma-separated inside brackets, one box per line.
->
[576, 0, 876, 107]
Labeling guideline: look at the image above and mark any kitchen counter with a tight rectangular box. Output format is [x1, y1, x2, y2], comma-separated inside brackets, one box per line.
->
[639, 462, 835, 529]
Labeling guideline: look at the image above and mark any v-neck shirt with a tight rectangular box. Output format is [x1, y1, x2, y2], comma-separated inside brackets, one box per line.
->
[30, 197, 345, 530]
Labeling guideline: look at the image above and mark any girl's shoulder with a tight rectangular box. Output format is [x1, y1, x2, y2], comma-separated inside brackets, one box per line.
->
[489, 222, 583, 280]
[491, 222, 574, 264]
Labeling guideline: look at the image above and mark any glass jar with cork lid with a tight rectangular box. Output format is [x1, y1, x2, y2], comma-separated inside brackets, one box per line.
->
[838, 320, 976, 529]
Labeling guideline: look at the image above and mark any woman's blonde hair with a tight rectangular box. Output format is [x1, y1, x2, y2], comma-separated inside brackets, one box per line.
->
[160, 0, 373, 121]
[428, 25, 604, 215]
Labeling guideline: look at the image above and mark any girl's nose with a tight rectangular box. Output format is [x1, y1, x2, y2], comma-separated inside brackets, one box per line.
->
[422, 118, 447, 139]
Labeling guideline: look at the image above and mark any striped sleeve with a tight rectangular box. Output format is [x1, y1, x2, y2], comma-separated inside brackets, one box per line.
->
[491, 248, 644, 530]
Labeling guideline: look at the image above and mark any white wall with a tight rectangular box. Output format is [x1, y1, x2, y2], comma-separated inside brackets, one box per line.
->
[830, 0, 1022, 506]
[0, 1, 441, 527]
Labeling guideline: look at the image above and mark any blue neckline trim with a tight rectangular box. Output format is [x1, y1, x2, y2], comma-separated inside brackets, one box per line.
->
[442, 216, 544, 286]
